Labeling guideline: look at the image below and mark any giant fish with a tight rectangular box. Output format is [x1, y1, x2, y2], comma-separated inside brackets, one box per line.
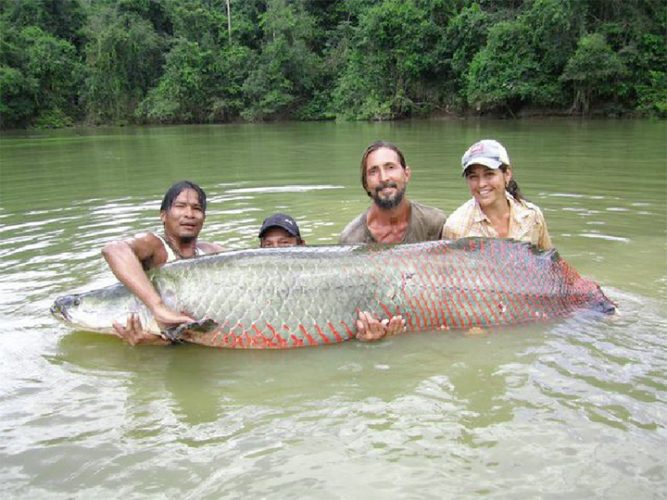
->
[51, 238, 615, 348]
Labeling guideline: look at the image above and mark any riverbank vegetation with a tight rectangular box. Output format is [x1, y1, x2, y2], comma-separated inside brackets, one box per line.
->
[1, 0, 665, 128]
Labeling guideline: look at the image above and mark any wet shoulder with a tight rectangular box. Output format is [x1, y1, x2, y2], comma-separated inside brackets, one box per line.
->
[339, 212, 371, 244]
[408, 201, 448, 241]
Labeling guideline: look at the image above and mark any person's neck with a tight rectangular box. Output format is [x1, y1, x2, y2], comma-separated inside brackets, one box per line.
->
[368, 198, 411, 224]
[163, 232, 198, 259]
[479, 198, 511, 235]
[366, 199, 411, 243]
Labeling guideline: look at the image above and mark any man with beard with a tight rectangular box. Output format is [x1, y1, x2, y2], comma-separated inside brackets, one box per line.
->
[339, 141, 447, 244]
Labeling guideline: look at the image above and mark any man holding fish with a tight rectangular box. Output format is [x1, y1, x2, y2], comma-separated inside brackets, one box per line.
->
[105, 181, 403, 345]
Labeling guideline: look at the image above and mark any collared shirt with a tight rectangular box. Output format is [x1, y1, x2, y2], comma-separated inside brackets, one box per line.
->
[339, 201, 447, 244]
[442, 193, 552, 249]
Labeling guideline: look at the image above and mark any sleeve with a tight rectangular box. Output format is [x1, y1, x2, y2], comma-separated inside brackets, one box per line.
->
[535, 209, 553, 250]
[339, 215, 366, 244]
[441, 221, 458, 240]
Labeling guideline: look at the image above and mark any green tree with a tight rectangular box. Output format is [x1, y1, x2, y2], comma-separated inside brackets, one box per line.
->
[332, 0, 446, 120]
[242, 0, 323, 121]
[0, 0, 87, 47]
[0, 23, 81, 127]
[83, 8, 165, 123]
[441, 3, 491, 108]
[560, 33, 626, 114]
[465, 0, 579, 114]
[138, 39, 252, 123]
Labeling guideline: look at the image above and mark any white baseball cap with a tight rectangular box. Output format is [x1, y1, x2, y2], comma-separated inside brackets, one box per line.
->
[461, 139, 511, 173]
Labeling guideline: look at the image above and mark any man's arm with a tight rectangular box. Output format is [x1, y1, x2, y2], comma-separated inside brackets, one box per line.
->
[102, 234, 194, 326]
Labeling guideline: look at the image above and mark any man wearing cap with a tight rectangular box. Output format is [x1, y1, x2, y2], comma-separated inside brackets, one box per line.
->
[259, 213, 405, 341]
[340, 140, 447, 245]
[258, 213, 305, 247]
[442, 139, 552, 249]
[116, 210, 403, 345]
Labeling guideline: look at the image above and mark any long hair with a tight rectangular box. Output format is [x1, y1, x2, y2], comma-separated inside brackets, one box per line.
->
[160, 180, 207, 212]
[360, 140, 407, 196]
[499, 165, 525, 202]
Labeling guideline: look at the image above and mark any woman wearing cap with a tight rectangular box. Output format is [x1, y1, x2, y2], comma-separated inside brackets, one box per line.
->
[443, 139, 552, 250]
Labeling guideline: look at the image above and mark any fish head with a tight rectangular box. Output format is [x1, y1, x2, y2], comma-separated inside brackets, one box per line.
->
[591, 285, 617, 315]
[51, 284, 157, 335]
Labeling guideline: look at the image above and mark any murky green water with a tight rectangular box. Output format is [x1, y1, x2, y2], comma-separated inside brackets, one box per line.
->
[1, 119, 665, 498]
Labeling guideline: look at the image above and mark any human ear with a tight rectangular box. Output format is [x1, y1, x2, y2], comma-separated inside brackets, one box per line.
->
[504, 167, 513, 183]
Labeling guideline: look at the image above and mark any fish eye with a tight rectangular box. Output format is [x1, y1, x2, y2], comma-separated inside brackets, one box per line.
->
[74, 297, 81, 306]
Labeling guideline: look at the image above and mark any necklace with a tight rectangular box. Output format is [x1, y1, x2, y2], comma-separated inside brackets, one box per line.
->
[163, 233, 196, 260]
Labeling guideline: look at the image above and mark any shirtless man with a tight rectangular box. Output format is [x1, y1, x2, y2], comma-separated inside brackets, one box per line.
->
[103, 180, 223, 345]
[340, 140, 447, 244]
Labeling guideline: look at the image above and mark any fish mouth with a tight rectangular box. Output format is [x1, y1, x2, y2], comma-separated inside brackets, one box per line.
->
[50, 296, 74, 322]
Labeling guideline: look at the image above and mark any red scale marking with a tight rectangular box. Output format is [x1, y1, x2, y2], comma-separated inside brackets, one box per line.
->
[473, 267, 500, 326]
[327, 321, 349, 342]
[452, 262, 473, 328]
[404, 292, 423, 330]
[444, 261, 467, 328]
[263, 322, 279, 348]
[379, 301, 393, 319]
[290, 334, 304, 347]
[413, 291, 431, 332]
[340, 321, 354, 338]
[299, 323, 318, 345]
[301, 323, 328, 344]
[317, 322, 341, 343]
[420, 264, 445, 329]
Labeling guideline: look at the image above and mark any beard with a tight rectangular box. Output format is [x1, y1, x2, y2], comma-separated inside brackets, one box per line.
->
[372, 182, 406, 210]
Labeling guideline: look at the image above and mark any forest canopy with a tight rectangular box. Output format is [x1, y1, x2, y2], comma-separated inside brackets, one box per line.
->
[1, 0, 665, 128]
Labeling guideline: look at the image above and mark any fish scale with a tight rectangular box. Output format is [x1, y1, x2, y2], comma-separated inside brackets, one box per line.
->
[51, 238, 616, 348]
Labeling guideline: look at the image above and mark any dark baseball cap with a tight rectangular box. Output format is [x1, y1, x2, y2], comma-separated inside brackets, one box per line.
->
[258, 213, 301, 238]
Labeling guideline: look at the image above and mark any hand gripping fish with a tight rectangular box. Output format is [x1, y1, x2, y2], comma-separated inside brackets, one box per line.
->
[51, 238, 616, 348]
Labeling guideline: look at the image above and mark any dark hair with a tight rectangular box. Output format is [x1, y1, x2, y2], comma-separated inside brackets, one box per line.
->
[500, 165, 525, 202]
[160, 181, 207, 212]
[360, 141, 407, 196]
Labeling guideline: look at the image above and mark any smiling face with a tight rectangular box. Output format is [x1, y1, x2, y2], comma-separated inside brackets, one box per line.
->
[464, 164, 512, 209]
[364, 147, 411, 210]
[160, 188, 205, 242]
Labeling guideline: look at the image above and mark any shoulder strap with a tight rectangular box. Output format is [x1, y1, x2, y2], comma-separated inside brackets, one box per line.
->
[153, 233, 178, 262]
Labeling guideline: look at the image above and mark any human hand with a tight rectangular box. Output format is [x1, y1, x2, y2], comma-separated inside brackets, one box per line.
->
[355, 311, 405, 342]
[112, 313, 170, 346]
[149, 302, 194, 326]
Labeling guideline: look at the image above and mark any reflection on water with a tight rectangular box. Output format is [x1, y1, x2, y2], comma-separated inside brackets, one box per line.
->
[0, 120, 665, 497]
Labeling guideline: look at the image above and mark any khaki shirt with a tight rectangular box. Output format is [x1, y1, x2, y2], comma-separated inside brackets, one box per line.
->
[442, 193, 552, 249]
[339, 201, 447, 244]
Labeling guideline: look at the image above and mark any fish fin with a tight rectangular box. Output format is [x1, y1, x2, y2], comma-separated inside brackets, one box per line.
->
[162, 318, 220, 342]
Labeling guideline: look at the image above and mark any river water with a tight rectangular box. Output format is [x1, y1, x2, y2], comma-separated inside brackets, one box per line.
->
[0, 119, 665, 498]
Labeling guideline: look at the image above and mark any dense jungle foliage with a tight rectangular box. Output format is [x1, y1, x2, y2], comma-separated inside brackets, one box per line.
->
[1, 0, 665, 128]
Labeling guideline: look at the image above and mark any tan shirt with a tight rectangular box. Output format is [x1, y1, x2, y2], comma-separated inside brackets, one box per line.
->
[339, 201, 447, 244]
[442, 193, 552, 249]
